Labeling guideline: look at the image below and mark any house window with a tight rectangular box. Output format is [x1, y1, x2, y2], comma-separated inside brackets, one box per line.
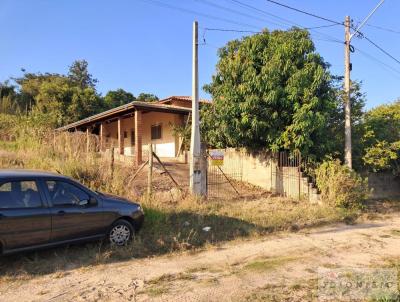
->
[151, 124, 162, 140]
[130, 130, 135, 145]
[123, 131, 128, 139]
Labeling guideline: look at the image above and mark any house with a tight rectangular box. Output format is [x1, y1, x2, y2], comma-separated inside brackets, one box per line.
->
[56, 96, 206, 165]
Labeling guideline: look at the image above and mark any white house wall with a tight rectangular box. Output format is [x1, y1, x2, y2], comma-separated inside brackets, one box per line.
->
[102, 111, 184, 158]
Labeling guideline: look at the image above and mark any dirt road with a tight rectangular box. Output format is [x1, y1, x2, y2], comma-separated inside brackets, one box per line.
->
[1, 213, 400, 302]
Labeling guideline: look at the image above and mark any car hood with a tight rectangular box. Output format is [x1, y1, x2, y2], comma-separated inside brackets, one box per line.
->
[100, 193, 140, 207]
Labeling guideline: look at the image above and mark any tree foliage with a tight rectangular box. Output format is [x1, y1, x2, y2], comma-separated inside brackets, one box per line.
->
[0, 60, 158, 128]
[362, 101, 400, 174]
[326, 79, 366, 169]
[68, 60, 98, 89]
[104, 89, 135, 109]
[136, 93, 159, 102]
[202, 28, 335, 159]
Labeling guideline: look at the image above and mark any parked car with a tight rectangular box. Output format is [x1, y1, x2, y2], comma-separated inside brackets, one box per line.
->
[0, 169, 144, 255]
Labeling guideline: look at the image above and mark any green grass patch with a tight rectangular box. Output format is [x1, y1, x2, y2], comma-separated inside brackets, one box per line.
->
[243, 256, 300, 272]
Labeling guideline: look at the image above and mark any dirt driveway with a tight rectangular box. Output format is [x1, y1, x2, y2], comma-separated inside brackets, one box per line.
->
[1, 214, 400, 302]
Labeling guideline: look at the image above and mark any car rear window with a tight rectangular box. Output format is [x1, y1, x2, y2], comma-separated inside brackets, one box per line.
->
[0, 181, 43, 209]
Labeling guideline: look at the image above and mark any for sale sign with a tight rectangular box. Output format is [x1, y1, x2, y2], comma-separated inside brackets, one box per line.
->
[210, 150, 224, 166]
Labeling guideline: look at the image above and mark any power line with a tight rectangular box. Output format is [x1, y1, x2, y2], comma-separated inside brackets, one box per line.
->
[362, 35, 400, 66]
[354, 46, 400, 79]
[229, 0, 302, 28]
[139, 0, 261, 30]
[194, 0, 285, 28]
[202, 27, 343, 43]
[202, 28, 261, 34]
[228, 0, 343, 43]
[366, 24, 400, 34]
[202, 0, 340, 31]
[305, 23, 341, 30]
[265, 0, 343, 26]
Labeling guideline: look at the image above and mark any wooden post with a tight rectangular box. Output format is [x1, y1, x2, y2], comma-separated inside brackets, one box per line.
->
[86, 128, 90, 153]
[110, 146, 115, 181]
[152, 151, 181, 189]
[147, 143, 153, 198]
[118, 118, 124, 155]
[99, 123, 104, 152]
[135, 110, 143, 165]
[53, 131, 56, 152]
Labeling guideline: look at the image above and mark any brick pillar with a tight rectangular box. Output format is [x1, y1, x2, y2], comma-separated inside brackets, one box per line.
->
[99, 123, 104, 152]
[135, 110, 142, 165]
[118, 118, 124, 155]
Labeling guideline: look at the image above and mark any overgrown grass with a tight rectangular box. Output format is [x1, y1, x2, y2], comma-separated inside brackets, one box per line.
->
[0, 134, 360, 283]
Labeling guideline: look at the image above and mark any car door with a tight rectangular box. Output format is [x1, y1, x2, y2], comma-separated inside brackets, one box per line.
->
[0, 179, 51, 251]
[43, 179, 105, 242]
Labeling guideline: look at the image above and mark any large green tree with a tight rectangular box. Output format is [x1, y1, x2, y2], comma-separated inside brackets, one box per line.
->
[15, 68, 103, 126]
[0, 81, 22, 114]
[68, 60, 98, 89]
[104, 89, 135, 109]
[202, 28, 336, 159]
[362, 101, 400, 174]
[136, 93, 159, 102]
[327, 79, 366, 169]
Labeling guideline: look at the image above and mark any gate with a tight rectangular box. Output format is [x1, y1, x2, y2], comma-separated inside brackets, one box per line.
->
[272, 151, 302, 199]
[206, 150, 242, 199]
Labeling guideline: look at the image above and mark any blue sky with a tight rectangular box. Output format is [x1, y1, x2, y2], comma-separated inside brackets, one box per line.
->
[1, 0, 399, 109]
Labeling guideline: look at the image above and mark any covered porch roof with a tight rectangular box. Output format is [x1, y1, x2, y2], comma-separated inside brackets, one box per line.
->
[56, 101, 191, 131]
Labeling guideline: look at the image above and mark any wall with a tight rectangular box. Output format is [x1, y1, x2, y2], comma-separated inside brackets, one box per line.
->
[141, 111, 182, 157]
[210, 148, 320, 202]
[367, 172, 400, 199]
[101, 111, 184, 158]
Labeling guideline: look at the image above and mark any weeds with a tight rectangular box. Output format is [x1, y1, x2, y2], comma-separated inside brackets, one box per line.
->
[0, 134, 359, 283]
[243, 256, 300, 272]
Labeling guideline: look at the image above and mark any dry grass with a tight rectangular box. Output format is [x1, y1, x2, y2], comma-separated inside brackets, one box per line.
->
[0, 134, 359, 284]
[243, 255, 300, 272]
[241, 278, 318, 302]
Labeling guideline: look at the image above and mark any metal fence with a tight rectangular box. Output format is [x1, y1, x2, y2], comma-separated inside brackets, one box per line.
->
[205, 148, 317, 201]
[272, 151, 300, 198]
[206, 150, 243, 199]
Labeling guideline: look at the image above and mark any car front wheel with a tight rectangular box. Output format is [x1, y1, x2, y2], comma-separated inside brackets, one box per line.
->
[109, 220, 134, 246]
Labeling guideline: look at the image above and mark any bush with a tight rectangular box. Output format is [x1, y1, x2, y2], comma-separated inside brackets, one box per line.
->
[315, 159, 368, 209]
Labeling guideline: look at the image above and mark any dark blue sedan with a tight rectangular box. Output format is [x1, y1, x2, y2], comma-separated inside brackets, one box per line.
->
[0, 170, 144, 254]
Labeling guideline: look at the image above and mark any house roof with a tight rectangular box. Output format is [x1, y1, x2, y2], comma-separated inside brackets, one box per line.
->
[158, 96, 212, 104]
[56, 101, 191, 131]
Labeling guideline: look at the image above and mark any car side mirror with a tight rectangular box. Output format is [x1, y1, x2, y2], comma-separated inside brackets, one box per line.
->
[89, 196, 98, 206]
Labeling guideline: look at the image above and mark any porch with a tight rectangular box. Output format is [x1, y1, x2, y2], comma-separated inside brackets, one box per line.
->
[57, 101, 191, 166]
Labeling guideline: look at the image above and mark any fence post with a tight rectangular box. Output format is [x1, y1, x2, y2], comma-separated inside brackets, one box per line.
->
[86, 128, 90, 153]
[110, 147, 114, 181]
[147, 143, 153, 199]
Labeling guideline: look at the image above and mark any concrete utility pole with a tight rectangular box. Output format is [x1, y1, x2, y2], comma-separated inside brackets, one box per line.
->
[344, 15, 352, 169]
[190, 21, 203, 195]
[343, 0, 385, 169]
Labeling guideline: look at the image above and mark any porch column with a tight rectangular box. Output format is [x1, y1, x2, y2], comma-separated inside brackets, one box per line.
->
[134, 110, 142, 165]
[118, 117, 124, 155]
[99, 122, 104, 152]
[86, 127, 90, 153]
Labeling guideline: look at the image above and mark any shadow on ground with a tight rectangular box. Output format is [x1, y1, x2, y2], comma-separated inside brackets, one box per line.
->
[1, 199, 395, 280]
[0, 209, 268, 280]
